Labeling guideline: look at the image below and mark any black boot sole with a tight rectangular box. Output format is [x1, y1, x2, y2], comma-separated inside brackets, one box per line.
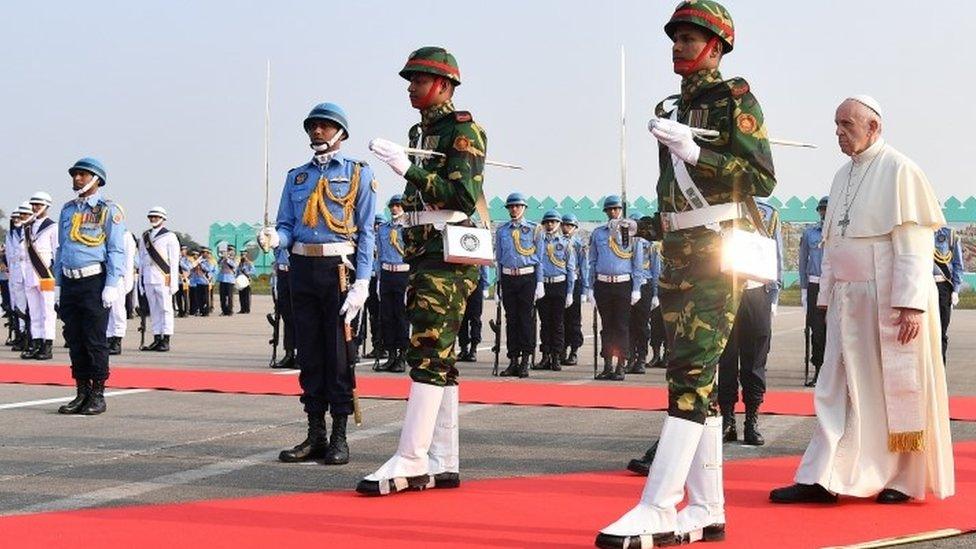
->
[278, 446, 328, 463]
[356, 474, 434, 496]
[626, 459, 650, 476]
[595, 532, 679, 548]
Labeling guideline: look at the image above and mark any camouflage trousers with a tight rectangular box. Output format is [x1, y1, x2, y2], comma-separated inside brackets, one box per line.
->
[406, 257, 479, 387]
[660, 228, 743, 424]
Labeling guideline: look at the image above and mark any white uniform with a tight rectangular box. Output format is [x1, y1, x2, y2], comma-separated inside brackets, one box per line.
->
[138, 227, 180, 336]
[4, 227, 27, 332]
[107, 231, 137, 338]
[23, 216, 58, 339]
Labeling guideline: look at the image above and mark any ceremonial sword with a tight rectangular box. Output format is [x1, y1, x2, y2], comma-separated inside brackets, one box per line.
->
[402, 148, 523, 170]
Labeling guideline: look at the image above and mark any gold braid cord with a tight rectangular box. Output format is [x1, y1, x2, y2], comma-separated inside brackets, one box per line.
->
[609, 233, 633, 259]
[934, 247, 953, 264]
[390, 229, 405, 256]
[512, 228, 537, 256]
[302, 164, 360, 234]
[546, 242, 566, 268]
[69, 210, 108, 247]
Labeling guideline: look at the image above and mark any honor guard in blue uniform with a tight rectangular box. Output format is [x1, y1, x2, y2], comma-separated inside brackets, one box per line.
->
[374, 195, 411, 372]
[269, 247, 299, 369]
[799, 196, 828, 383]
[534, 209, 577, 371]
[175, 246, 190, 317]
[53, 157, 126, 415]
[559, 213, 588, 366]
[217, 245, 238, 316]
[588, 195, 643, 381]
[496, 192, 543, 378]
[626, 211, 658, 374]
[647, 240, 666, 369]
[362, 214, 386, 361]
[236, 252, 254, 313]
[259, 101, 377, 466]
[933, 225, 964, 365]
[717, 199, 782, 446]
[459, 265, 491, 363]
[188, 249, 212, 315]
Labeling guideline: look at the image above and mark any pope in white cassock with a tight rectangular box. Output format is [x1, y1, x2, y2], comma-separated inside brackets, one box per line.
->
[770, 96, 954, 505]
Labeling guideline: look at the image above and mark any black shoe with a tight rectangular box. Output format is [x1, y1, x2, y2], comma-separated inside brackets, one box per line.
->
[141, 335, 161, 351]
[20, 338, 40, 359]
[107, 337, 122, 356]
[743, 407, 764, 446]
[375, 349, 395, 372]
[321, 415, 349, 465]
[458, 349, 477, 363]
[356, 474, 434, 496]
[33, 340, 53, 360]
[607, 359, 625, 381]
[876, 488, 911, 504]
[390, 350, 407, 373]
[271, 350, 297, 369]
[364, 348, 387, 360]
[457, 346, 470, 362]
[80, 380, 107, 415]
[498, 357, 520, 377]
[626, 440, 658, 476]
[11, 333, 26, 352]
[517, 353, 530, 378]
[533, 352, 550, 370]
[154, 335, 170, 352]
[433, 472, 460, 489]
[279, 413, 328, 462]
[769, 483, 838, 504]
[625, 355, 646, 374]
[549, 353, 562, 372]
[595, 359, 614, 380]
[648, 348, 665, 369]
[562, 348, 578, 366]
[721, 410, 737, 443]
[58, 380, 91, 414]
[595, 532, 678, 549]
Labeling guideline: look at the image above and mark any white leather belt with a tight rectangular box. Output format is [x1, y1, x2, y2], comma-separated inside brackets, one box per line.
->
[597, 273, 631, 283]
[403, 210, 467, 227]
[382, 263, 410, 272]
[808, 275, 820, 283]
[544, 275, 566, 283]
[934, 274, 947, 283]
[291, 242, 355, 258]
[502, 266, 535, 276]
[276, 264, 289, 272]
[62, 264, 103, 279]
[661, 202, 748, 233]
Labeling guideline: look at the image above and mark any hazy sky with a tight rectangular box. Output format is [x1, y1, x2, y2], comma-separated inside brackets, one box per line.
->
[3, 1, 972, 241]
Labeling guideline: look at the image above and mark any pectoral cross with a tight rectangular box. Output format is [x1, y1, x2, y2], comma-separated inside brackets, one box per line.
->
[839, 214, 851, 236]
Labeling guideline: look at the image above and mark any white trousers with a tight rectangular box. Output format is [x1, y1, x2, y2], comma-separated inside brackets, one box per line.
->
[146, 283, 174, 336]
[25, 285, 56, 339]
[106, 288, 128, 338]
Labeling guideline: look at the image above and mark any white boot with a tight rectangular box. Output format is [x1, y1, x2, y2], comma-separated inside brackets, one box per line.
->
[676, 415, 726, 543]
[596, 416, 704, 549]
[428, 385, 459, 475]
[357, 382, 443, 495]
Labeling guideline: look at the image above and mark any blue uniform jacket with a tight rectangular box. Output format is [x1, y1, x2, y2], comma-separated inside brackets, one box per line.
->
[52, 192, 126, 288]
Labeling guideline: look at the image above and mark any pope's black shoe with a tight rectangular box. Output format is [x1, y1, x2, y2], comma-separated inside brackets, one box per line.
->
[433, 472, 460, 489]
[876, 488, 911, 504]
[279, 413, 328, 462]
[321, 414, 349, 465]
[58, 380, 91, 414]
[769, 483, 838, 504]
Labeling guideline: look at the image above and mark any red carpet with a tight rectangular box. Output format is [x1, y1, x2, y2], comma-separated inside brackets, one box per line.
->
[3, 362, 976, 421]
[2, 443, 974, 548]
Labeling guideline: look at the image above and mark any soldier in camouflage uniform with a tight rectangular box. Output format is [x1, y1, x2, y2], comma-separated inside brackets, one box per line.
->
[597, 2, 775, 547]
[358, 46, 486, 496]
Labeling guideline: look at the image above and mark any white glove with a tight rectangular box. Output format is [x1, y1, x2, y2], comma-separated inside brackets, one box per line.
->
[101, 285, 119, 309]
[630, 290, 641, 306]
[54, 286, 61, 307]
[534, 282, 545, 301]
[565, 294, 574, 309]
[771, 302, 778, 316]
[651, 295, 660, 310]
[952, 291, 959, 307]
[369, 138, 412, 176]
[258, 226, 280, 250]
[801, 288, 808, 309]
[340, 279, 369, 323]
[648, 118, 701, 165]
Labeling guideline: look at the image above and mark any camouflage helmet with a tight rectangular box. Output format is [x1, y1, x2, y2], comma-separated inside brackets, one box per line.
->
[399, 46, 462, 86]
[664, 0, 735, 53]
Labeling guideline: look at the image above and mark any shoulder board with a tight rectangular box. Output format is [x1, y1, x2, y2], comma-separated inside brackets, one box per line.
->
[725, 77, 750, 99]
[454, 111, 473, 123]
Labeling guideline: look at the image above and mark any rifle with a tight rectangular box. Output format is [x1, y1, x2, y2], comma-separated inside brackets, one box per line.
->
[592, 305, 599, 379]
[489, 283, 502, 376]
[267, 276, 280, 367]
[12, 308, 29, 349]
[338, 263, 363, 426]
[803, 325, 814, 387]
[372, 280, 383, 371]
[137, 283, 149, 349]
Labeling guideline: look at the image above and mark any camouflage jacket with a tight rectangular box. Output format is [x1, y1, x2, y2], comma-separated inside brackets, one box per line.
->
[402, 100, 487, 261]
[655, 69, 775, 215]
